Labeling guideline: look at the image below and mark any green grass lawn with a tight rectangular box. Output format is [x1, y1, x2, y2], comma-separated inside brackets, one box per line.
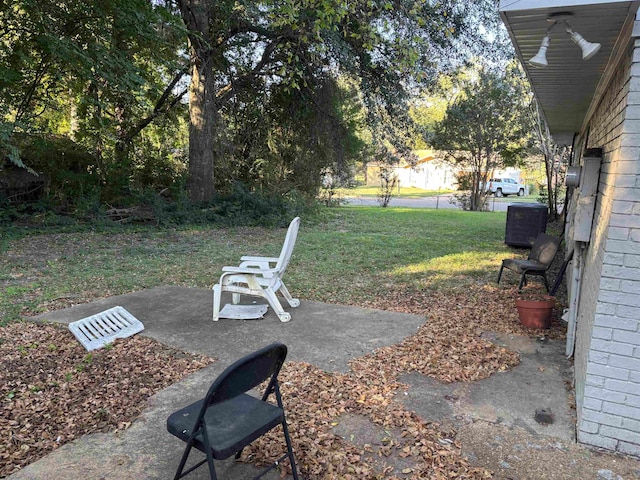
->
[0, 207, 513, 324]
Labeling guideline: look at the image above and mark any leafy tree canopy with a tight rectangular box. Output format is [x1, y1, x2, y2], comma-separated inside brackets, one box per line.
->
[177, 0, 502, 200]
[430, 62, 533, 210]
[1, 0, 512, 217]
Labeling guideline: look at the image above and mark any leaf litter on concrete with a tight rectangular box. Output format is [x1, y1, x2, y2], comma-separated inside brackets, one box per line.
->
[0, 322, 214, 477]
[1, 282, 564, 478]
[241, 283, 562, 479]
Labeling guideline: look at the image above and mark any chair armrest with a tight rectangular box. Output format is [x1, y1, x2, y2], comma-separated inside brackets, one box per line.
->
[221, 266, 278, 275]
[239, 256, 279, 269]
[240, 256, 279, 263]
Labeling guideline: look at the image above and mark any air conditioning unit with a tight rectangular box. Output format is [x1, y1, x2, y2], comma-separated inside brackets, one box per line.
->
[505, 203, 548, 247]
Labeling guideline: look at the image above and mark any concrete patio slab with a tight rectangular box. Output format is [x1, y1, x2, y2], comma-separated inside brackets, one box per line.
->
[10, 286, 636, 479]
[29, 285, 424, 373]
[11, 286, 425, 480]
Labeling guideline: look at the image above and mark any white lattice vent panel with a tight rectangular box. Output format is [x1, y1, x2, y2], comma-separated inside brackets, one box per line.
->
[68, 306, 144, 351]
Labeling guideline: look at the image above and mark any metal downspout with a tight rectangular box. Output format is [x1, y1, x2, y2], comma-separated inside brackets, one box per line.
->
[565, 242, 584, 358]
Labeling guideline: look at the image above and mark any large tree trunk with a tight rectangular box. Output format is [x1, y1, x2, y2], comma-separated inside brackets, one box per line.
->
[180, 0, 217, 203]
[187, 49, 217, 202]
[111, 102, 132, 195]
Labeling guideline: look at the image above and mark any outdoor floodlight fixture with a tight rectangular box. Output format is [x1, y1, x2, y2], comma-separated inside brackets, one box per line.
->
[565, 25, 601, 60]
[528, 13, 601, 68]
[529, 34, 550, 68]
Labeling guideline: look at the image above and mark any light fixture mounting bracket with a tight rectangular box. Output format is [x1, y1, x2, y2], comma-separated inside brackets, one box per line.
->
[548, 12, 573, 22]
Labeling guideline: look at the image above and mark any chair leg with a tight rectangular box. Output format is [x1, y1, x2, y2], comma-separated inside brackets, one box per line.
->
[212, 284, 221, 322]
[264, 288, 291, 322]
[543, 273, 550, 292]
[174, 443, 217, 480]
[201, 430, 218, 480]
[278, 282, 300, 308]
[173, 443, 193, 480]
[281, 418, 299, 480]
[270, 382, 298, 479]
[497, 264, 505, 285]
[518, 273, 527, 292]
[232, 293, 241, 305]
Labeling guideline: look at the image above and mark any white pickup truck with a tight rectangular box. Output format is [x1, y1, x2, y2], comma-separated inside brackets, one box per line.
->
[484, 178, 526, 197]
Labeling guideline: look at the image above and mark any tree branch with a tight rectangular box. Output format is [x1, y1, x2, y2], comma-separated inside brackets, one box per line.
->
[216, 38, 281, 106]
[119, 66, 189, 145]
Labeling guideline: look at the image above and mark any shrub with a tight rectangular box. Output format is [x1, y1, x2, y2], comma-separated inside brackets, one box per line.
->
[3, 134, 100, 213]
[127, 183, 313, 227]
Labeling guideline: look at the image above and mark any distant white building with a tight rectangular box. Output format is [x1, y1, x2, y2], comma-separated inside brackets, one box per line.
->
[366, 150, 458, 190]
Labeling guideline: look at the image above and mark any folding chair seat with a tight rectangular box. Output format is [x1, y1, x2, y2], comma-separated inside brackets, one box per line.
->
[497, 233, 562, 292]
[213, 217, 301, 323]
[167, 343, 299, 480]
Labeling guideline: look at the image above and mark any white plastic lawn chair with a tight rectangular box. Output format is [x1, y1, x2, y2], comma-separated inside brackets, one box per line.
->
[213, 217, 301, 322]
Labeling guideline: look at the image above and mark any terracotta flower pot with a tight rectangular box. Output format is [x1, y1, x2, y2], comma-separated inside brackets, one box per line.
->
[515, 296, 555, 329]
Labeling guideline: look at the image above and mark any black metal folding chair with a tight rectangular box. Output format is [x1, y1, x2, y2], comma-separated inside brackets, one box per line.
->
[166, 343, 299, 480]
[497, 233, 562, 292]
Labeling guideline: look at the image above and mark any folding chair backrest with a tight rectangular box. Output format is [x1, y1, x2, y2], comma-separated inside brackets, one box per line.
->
[204, 343, 287, 407]
[528, 233, 561, 266]
[274, 217, 300, 274]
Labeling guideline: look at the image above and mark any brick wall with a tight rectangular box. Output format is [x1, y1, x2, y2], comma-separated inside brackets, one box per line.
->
[573, 37, 640, 456]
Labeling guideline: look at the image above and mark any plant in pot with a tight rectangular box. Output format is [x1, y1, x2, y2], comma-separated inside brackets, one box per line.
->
[515, 290, 556, 329]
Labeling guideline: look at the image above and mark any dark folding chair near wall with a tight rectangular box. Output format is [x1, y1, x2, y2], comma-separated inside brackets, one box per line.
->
[166, 343, 299, 480]
[497, 233, 562, 292]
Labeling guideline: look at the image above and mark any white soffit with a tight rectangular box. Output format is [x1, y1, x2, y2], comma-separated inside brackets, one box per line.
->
[552, 131, 577, 146]
[500, 1, 639, 137]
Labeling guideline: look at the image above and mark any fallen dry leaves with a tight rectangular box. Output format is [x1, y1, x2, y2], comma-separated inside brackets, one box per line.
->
[242, 283, 561, 479]
[1, 283, 566, 479]
[0, 322, 214, 477]
[244, 362, 493, 479]
[359, 282, 566, 341]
